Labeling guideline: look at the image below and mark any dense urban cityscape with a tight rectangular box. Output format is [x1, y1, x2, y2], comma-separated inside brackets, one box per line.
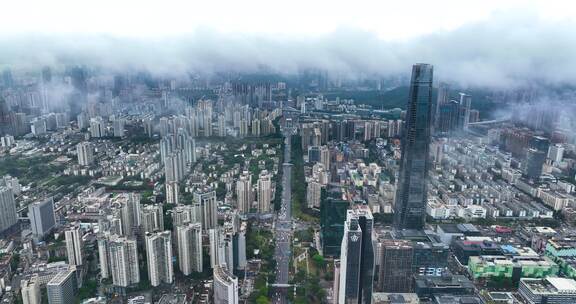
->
[0, 61, 575, 304]
[2, 1, 576, 304]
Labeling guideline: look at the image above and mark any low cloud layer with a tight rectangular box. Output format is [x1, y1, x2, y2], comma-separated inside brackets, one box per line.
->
[1, 12, 575, 89]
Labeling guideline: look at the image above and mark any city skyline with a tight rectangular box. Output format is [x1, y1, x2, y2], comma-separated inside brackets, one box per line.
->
[0, 2, 575, 304]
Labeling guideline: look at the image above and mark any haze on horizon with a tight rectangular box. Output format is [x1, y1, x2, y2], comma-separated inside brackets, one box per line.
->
[1, 0, 576, 88]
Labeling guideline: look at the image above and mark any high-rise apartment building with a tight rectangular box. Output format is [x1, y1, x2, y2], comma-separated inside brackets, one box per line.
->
[257, 170, 271, 213]
[119, 193, 141, 237]
[319, 145, 330, 169]
[89, 117, 105, 138]
[76, 142, 94, 166]
[145, 231, 174, 286]
[218, 114, 226, 137]
[172, 204, 200, 227]
[236, 172, 252, 214]
[213, 264, 239, 304]
[194, 188, 217, 230]
[165, 151, 184, 182]
[21, 276, 41, 304]
[307, 181, 322, 209]
[140, 204, 164, 233]
[394, 64, 434, 230]
[176, 223, 203, 275]
[113, 118, 125, 137]
[65, 225, 83, 266]
[166, 181, 179, 204]
[98, 234, 140, 287]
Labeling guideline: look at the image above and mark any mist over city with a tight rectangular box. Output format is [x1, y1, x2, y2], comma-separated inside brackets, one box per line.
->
[1, 1, 576, 304]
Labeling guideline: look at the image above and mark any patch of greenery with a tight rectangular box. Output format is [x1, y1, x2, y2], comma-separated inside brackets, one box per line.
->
[291, 136, 317, 223]
[0, 155, 63, 185]
[76, 279, 98, 303]
[289, 270, 326, 304]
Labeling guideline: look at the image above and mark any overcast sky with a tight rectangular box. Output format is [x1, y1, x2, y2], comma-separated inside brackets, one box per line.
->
[1, 0, 575, 88]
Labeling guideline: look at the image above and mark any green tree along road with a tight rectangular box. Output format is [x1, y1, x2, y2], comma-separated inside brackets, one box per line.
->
[246, 222, 276, 302]
[289, 270, 326, 304]
[0, 155, 64, 185]
[290, 135, 318, 223]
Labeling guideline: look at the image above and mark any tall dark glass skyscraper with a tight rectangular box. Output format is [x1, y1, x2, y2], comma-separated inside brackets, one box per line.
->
[338, 205, 374, 304]
[394, 64, 433, 230]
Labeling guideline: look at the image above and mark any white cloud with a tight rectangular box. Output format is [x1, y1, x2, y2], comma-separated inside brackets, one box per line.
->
[1, 2, 575, 88]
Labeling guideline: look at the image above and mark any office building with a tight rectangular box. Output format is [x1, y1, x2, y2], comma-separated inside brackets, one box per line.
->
[213, 264, 239, 304]
[394, 64, 433, 230]
[436, 101, 460, 133]
[0, 186, 17, 233]
[433, 295, 481, 304]
[21, 276, 41, 304]
[458, 93, 472, 131]
[371, 293, 420, 304]
[29, 197, 56, 239]
[76, 142, 94, 166]
[65, 225, 83, 266]
[434, 83, 450, 134]
[451, 239, 502, 265]
[524, 148, 546, 181]
[308, 146, 321, 163]
[145, 231, 174, 286]
[232, 222, 247, 272]
[321, 198, 349, 257]
[378, 240, 414, 292]
[414, 275, 475, 298]
[411, 240, 449, 277]
[176, 223, 203, 275]
[47, 268, 77, 304]
[546, 238, 576, 258]
[194, 187, 217, 230]
[257, 170, 272, 213]
[468, 255, 559, 283]
[519, 277, 576, 304]
[338, 206, 374, 304]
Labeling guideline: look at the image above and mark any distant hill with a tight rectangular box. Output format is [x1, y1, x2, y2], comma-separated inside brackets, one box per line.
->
[324, 86, 413, 110]
[326, 86, 498, 119]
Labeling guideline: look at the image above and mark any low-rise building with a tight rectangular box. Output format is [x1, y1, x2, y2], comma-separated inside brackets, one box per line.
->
[519, 277, 576, 304]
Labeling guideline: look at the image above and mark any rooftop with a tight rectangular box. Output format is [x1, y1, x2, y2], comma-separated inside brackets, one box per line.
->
[522, 277, 576, 294]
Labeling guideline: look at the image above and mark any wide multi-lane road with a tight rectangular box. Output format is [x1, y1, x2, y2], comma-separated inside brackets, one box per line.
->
[272, 128, 294, 304]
